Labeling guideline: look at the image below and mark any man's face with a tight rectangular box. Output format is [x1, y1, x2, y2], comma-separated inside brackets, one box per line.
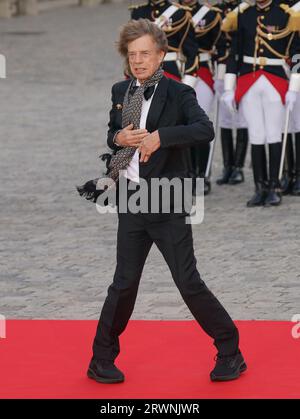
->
[128, 35, 165, 83]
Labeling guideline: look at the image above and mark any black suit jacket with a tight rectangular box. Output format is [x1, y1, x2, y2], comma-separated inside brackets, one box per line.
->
[107, 76, 214, 181]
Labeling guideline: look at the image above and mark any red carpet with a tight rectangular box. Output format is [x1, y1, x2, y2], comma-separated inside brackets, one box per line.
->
[0, 320, 299, 399]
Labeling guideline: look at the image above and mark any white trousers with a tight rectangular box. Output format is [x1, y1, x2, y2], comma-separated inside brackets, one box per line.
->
[219, 98, 248, 129]
[289, 92, 300, 133]
[240, 75, 285, 145]
[194, 77, 214, 115]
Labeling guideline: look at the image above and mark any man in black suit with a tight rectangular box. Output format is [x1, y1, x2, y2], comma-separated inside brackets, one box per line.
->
[85, 19, 246, 383]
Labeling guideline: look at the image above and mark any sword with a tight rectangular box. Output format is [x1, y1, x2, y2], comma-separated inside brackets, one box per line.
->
[279, 107, 291, 181]
[205, 94, 220, 178]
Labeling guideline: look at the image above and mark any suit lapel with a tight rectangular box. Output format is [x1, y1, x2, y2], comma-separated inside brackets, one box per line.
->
[146, 76, 169, 132]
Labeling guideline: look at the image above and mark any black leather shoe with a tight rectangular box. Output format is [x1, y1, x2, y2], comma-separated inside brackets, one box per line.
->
[247, 183, 267, 207]
[87, 358, 125, 384]
[216, 167, 233, 185]
[280, 174, 294, 195]
[228, 167, 245, 185]
[264, 182, 282, 207]
[210, 351, 247, 382]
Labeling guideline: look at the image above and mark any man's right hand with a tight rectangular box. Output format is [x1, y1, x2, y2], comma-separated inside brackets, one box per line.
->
[115, 124, 149, 147]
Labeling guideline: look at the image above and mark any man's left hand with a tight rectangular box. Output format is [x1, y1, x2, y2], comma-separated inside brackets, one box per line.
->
[139, 130, 161, 163]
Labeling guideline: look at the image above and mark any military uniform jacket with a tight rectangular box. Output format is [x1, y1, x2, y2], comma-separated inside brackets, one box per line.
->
[215, 0, 239, 65]
[185, 1, 222, 89]
[188, 2, 222, 56]
[226, 1, 300, 78]
[225, 1, 300, 102]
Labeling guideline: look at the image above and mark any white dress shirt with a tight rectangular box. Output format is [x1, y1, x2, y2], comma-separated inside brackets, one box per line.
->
[123, 80, 158, 183]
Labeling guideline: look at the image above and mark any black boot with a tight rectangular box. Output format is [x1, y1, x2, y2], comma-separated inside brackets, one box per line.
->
[204, 177, 211, 195]
[216, 128, 234, 185]
[198, 172, 211, 195]
[229, 128, 248, 185]
[247, 144, 268, 207]
[197, 143, 211, 195]
[190, 147, 199, 197]
[190, 146, 200, 179]
[264, 142, 282, 207]
[192, 145, 211, 195]
[280, 134, 294, 195]
[292, 133, 300, 196]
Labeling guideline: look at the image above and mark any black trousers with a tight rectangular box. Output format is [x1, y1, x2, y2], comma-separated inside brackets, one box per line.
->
[92, 211, 239, 361]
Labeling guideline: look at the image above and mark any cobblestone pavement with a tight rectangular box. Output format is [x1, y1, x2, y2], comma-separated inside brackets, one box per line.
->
[0, 2, 299, 321]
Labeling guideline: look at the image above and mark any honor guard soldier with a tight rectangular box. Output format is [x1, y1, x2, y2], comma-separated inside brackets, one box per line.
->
[180, 0, 222, 195]
[129, 0, 199, 82]
[281, 0, 300, 195]
[214, 0, 249, 186]
[222, 0, 300, 207]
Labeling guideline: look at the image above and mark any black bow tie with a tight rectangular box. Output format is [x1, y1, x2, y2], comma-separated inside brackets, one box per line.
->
[129, 85, 155, 101]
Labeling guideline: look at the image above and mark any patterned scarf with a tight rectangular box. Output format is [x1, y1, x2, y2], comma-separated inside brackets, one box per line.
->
[77, 67, 164, 202]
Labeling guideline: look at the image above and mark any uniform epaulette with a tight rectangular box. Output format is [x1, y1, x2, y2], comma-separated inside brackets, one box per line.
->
[128, 2, 148, 10]
[280, 3, 300, 31]
[237, 2, 251, 15]
[221, 2, 251, 32]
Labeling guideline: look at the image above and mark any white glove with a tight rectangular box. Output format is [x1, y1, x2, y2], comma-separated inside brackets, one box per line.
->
[285, 90, 297, 112]
[221, 90, 236, 113]
[214, 79, 224, 97]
